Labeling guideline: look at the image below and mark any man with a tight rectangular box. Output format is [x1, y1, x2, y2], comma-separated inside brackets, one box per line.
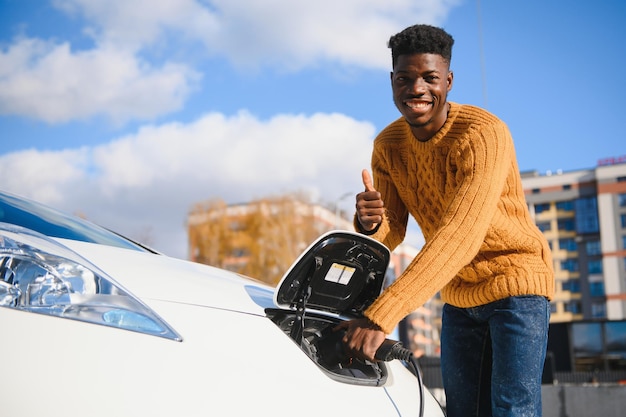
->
[336, 24, 554, 417]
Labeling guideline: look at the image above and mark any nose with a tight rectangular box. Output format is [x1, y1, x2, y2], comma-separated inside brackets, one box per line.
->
[408, 78, 427, 95]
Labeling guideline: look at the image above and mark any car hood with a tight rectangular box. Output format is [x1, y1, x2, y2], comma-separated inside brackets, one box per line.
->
[58, 238, 275, 316]
[58, 229, 391, 321]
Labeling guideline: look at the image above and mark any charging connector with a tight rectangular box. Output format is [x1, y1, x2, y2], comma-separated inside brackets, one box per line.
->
[374, 339, 414, 361]
[316, 328, 413, 363]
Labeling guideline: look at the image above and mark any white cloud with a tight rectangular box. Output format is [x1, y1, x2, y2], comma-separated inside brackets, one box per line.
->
[0, 0, 461, 124]
[0, 38, 200, 124]
[0, 111, 376, 258]
[0, 147, 90, 204]
[52, 0, 220, 51]
[91, 110, 374, 190]
[204, 0, 461, 70]
[53, 0, 461, 70]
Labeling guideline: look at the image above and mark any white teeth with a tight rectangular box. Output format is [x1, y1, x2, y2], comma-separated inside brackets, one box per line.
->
[406, 102, 429, 109]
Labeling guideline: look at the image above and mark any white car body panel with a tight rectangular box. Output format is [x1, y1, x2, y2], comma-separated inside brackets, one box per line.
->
[3, 303, 419, 416]
[0, 199, 445, 417]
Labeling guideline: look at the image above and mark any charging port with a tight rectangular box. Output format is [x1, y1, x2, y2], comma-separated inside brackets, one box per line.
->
[266, 309, 388, 386]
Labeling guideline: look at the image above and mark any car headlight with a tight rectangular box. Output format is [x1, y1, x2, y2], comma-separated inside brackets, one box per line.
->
[0, 223, 182, 341]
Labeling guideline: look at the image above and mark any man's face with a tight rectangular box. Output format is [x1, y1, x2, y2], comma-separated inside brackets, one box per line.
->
[391, 53, 453, 141]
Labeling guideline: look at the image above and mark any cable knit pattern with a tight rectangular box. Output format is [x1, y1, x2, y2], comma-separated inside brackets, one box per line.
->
[361, 103, 554, 334]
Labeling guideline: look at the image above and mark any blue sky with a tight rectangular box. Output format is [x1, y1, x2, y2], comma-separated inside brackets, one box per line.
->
[1, 0, 624, 259]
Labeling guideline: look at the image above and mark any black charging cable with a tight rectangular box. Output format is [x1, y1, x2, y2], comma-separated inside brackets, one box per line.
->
[375, 339, 425, 417]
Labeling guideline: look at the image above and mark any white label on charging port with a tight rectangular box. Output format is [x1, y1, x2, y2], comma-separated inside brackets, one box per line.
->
[325, 263, 356, 285]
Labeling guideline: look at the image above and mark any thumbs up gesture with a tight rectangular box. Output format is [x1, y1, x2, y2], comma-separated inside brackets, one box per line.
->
[355, 169, 384, 232]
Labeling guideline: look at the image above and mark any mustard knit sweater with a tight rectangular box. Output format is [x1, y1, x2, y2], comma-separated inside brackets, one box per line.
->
[359, 102, 554, 334]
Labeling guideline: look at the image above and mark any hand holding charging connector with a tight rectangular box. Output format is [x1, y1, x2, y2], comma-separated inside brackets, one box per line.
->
[318, 326, 413, 364]
[333, 318, 413, 362]
[317, 326, 412, 365]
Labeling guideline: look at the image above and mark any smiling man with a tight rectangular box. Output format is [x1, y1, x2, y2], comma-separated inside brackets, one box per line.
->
[338, 24, 555, 417]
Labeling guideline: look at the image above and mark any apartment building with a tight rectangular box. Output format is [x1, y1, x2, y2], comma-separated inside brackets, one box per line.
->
[522, 158, 626, 322]
[187, 197, 354, 285]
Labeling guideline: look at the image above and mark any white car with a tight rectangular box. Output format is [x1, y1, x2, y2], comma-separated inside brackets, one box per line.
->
[0, 190, 444, 417]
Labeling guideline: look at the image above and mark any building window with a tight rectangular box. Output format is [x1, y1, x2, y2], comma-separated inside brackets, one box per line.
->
[535, 203, 550, 213]
[619, 193, 626, 207]
[231, 248, 248, 257]
[559, 238, 577, 251]
[588, 259, 603, 274]
[623, 236, 626, 250]
[621, 213, 626, 228]
[565, 301, 582, 314]
[537, 222, 551, 232]
[586, 240, 601, 256]
[560, 259, 579, 272]
[605, 322, 626, 369]
[618, 176, 626, 182]
[572, 322, 601, 371]
[589, 281, 605, 297]
[575, 197, 599, 233]
[590, 303, 606, 319]
[229, 220, 245, 231]
[562, 279, 581, 293]
[532, 188, 540, 194]
[558, 219, 576, 232]
[556, 200, 574, 211]
[562, 184, 572, 190]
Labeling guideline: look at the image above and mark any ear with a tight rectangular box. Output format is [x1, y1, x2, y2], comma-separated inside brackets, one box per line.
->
[389, 71, 394, 86]
[447, 70, 454, 92]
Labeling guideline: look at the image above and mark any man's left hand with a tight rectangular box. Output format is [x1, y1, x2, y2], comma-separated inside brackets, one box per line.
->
[334, 318, 386, 362]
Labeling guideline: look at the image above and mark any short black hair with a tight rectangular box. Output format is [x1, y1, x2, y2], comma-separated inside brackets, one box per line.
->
[388, 24, 454, 68]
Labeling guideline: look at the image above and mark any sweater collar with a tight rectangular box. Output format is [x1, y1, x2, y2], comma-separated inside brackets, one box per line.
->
[410, 101, 458, 146]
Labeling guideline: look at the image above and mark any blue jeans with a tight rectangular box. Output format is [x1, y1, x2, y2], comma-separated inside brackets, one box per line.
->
[441, 296, 550, 417]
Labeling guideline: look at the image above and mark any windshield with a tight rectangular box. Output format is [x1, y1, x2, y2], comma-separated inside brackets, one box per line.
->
[0, 191, 149, 252]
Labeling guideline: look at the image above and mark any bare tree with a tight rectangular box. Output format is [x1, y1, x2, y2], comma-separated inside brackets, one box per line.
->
[188, 193, 334, 286]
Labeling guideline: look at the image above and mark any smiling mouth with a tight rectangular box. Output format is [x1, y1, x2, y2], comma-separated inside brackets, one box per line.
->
[404, 100, 431, 111]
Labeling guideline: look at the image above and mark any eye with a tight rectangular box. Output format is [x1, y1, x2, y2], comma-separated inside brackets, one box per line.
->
[394, 75, 410, 84]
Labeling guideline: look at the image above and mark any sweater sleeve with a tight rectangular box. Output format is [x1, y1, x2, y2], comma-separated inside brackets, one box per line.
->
[365, 121, 515, 334]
